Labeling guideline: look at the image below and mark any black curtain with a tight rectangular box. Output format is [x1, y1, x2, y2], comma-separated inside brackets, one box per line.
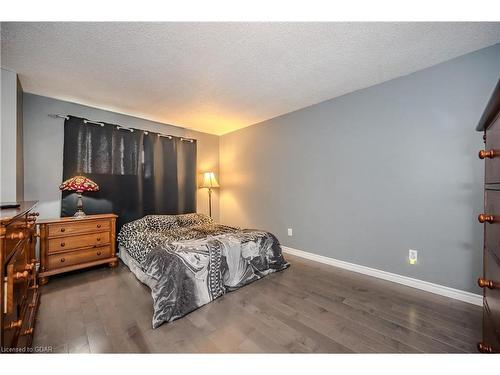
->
[61, 116, 197, 231]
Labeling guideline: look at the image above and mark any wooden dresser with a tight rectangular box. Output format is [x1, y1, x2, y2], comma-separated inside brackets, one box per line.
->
[38, 214, 118, 284]
[477, 79, 500, 353]
[1, 201, 40, 352]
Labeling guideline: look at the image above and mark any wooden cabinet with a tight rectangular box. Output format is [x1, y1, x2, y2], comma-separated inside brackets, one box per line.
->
[37, 214, 118, 284]
[477, 79, 500, 353]
[1, 201, 40, 352]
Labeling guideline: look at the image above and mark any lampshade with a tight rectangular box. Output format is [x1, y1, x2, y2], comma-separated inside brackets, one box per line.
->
[59, 176, 100, 193]
[201, 172, 219, 188]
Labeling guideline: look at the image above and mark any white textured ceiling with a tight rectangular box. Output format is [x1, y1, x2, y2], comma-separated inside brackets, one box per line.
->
[1, 22, 500, 135]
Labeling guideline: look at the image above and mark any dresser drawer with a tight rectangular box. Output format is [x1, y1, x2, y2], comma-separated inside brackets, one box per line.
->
[484, 189, 500, 261]
[2, 242, 31, 348]
[484, 249, 500, 329]
[484, 116, 500, 184]
[48, 245, 112, 270]
[4, 218, 28, 260]
[482, 308, 500, 353]
[16, 288, 38, 349]
[47, 219, 110, 237]
[48, 231, 110, 253]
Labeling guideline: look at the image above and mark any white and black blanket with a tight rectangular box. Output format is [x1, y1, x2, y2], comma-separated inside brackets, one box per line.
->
[117, 214, 289, 328]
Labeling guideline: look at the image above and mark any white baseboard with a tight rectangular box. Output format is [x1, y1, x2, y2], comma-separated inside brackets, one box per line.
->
[281, 246, 483, 306]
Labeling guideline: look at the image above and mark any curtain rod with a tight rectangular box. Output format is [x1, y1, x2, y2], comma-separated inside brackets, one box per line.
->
[48, 114, 196, 142]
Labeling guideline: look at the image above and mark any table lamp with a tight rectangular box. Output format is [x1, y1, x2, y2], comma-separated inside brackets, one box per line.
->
[59, 176, 99, 218]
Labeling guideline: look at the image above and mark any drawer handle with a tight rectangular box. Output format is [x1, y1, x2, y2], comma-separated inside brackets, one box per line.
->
[479, 150, 498, 159]
[97, 237, 101, 241]
[21, 328, 34, 336]
[7, 231, 25, 240]
[97, 224, 101, 228]
[60, 242, 65, 247]
[60, 228, 66, 232]
[60, 258, 66, 263]
[478, 342, 494, 353]
[97, 251, 102, 256]
[25, 262, 36, 271]
[14, 271, 29, 280]
[4, 320, 22, 330]
[478, 277, 498, 289]
[478, 214, 496, 224]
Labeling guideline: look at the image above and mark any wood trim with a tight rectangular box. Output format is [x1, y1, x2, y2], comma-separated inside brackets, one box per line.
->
[110, 217, 117, 262]
[38, 257, 118, 277]
[36, 213, 117, 225]
[477, 79, 500, 131]
[282, 246, 483, 306]
[0, 201, 38, 224]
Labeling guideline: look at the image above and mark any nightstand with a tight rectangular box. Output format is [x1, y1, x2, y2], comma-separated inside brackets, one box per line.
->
[37, 214, 117, 284]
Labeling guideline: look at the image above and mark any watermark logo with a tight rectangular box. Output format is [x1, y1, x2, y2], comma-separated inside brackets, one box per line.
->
[1, 346, 53, 353]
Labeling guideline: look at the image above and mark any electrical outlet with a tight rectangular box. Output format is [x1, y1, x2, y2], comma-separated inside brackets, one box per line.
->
[287, 228, 293, 236]
[409, 249, 418, 265]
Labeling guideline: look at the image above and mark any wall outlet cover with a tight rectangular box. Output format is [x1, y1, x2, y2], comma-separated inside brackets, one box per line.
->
[287, 228, 293, 236]
[409, 249, 418, 265]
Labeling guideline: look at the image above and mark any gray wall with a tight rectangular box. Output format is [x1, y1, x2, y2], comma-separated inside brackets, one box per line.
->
[23, 94, 220, 221]
[220, 43, 500, 293]
[1, 68, 23, 202]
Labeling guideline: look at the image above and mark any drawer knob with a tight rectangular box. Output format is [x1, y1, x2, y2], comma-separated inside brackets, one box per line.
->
[479, 150, 497, 159]
[478, 214, 496, 224]
[97, 224, 101, 228]
[478, 277, 498, 289]
[478, 342, 494, 353]
[60, 258, 66, 263]
[7, 231, 25, 240]
[97, 251, 102, 256]
[60, 228, 66, 232]
[4, 319, 22, 330]
[60, 242, 65, 247]
[97, 237, 101, 241]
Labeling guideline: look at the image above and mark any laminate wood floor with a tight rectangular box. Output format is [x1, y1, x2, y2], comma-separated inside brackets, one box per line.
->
[33, 254, 482, 353]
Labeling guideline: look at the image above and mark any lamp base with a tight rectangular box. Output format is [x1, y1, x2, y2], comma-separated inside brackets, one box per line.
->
[73, 192, 86, 219]
[208, 188, 212, 217]
[73, 210, 86, 219]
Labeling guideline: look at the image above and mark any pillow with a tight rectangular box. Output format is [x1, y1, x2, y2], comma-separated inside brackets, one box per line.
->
[144, 215, 179, 231]
[176, 213, 213, 227]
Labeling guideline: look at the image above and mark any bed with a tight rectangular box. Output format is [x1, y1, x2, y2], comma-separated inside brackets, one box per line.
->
[117, 213, 289, 328]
